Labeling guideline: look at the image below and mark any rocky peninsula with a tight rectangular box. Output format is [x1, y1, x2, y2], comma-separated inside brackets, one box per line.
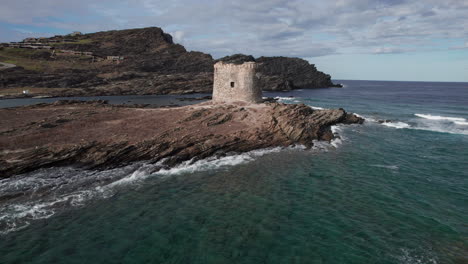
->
[0, 100, 362, 178]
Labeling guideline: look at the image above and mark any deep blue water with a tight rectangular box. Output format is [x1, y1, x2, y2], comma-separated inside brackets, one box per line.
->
[0, 80, 467, 263]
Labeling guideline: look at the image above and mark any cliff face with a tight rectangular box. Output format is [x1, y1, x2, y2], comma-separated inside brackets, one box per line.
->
[256, 56, 339, 90]
[0, 27, 340, 98]
[217, 54, 339, 91]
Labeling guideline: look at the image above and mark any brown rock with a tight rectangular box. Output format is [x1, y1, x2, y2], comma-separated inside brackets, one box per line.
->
[0, 101, 363, 178]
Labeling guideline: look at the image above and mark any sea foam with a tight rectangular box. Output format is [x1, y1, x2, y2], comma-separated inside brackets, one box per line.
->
[380, 121, 411, 129]
[415, 114, 466, 122]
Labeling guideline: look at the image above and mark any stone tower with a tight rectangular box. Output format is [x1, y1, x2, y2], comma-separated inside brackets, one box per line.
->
[212, 61, 262, 103]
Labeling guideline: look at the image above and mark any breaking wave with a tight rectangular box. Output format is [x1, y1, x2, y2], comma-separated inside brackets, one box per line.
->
[274, 96, 301, 104]
[1, 146, 315, 235]
[361, 113, 468, 136]
[381, 121, 411, 129]
[310, 106, 325, 110]
[412, 113, 468, 135]
[274, 96, 295, 101]
[154, 148, 284, 176]
[454, 120, 468, 126]
[414, 114, 466, 122]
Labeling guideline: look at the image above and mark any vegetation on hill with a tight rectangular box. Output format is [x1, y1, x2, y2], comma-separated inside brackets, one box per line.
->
[0, 27, 340, 98]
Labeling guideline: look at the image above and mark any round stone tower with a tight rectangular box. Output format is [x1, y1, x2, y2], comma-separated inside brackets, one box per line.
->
[212, 61, 262, 104]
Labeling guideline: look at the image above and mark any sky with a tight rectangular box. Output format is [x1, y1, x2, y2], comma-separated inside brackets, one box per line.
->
[1, 0, 467, 82]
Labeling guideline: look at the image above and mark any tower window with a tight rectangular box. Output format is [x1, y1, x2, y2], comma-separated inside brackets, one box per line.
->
[230, 82, 235, 88]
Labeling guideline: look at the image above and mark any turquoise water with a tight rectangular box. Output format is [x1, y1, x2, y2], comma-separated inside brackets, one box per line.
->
[1, 80, 467, 263]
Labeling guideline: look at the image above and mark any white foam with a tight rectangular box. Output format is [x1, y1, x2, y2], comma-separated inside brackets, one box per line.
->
[370, 164, 399, 170]
[313, 125, 346, 149]
[415, 114, 466, 122]
[398, 248, 438, 264]
[0, 190, 97, 235]
[331, 125, 343, 134]
[310, 106, 324, 110]
[1, 143, 338, 235]
[381, 121, 411, 129]
[411, 123, 468, 135]
[330, 137, 343, 148]
[412, 114, 468, 135]
[454, 120, 468, 126]
[355, 114, 377, 123]
[0, 165, 142, 235]
[155, 147, 283, 176]
[274, 96, 295, 101]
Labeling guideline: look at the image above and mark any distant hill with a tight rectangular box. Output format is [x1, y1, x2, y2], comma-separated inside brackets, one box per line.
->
[0, 27, 340, 98]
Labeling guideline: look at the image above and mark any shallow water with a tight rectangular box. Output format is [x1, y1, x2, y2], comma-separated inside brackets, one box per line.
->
[1, 80, 467, 263]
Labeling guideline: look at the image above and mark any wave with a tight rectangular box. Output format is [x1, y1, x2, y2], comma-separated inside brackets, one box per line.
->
[0, 165, 138, 235]
[274, 96, 301, 104]
[380, 121, 468, 135]
[381, 121, 411, 129]
[354, 113, 378, 123]
[410, 124, 468, 135]
[415, 114, 466, 122]
[413, 113, 468, 135]
[0, 147, 297, 235]
[2, 133, 353, 236]
[274, 96, 295, 101]
[454, 120, 468, 126]
[310, 106, 325, 110]
[370, 164, 399, 170]
[328, 125, 345, 148]
[359, 113, 468, 136]
[155, 147, 284, 176]
[0, 189, 102, 235]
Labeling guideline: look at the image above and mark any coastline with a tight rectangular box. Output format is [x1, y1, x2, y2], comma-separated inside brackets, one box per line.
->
[0, 100, 363, 178]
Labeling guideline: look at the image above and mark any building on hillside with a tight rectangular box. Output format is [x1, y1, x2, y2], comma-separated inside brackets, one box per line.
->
[212, 61, 262, 104]
[70, 31, 82, 36]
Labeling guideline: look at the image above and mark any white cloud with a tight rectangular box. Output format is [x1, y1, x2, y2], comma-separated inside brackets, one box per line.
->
[0, 0, 467, 57]
[170, 31, 185, 44]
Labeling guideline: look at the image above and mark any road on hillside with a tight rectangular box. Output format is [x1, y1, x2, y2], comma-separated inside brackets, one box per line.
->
[0, 62, 16, 70]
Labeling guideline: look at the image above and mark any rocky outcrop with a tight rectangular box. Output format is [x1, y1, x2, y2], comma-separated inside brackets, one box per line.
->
[1, 27, 341, 97]
[0, 100, 363, 178]
[216, 54, 341, 91]
[256, 56, 341, 90]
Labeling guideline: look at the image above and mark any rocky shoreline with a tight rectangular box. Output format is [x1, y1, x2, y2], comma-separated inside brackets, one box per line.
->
[0, 100, 363, 178]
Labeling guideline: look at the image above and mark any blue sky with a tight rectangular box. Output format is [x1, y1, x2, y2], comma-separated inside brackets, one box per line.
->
[1, 0, 467, 82]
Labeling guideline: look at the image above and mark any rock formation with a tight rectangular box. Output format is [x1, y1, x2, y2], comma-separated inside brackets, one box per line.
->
[0, 100, 363, 178]
[1, 27, 341, 98]
[217, 54, 340, 91]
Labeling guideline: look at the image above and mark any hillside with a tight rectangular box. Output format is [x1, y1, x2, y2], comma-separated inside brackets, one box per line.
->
[0, 27, 340, 98]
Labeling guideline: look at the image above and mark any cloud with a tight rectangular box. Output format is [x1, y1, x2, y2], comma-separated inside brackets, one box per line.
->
[372, 47, 413, 54]
[170, 31, 185, 44]
[0, 0, 467, 58]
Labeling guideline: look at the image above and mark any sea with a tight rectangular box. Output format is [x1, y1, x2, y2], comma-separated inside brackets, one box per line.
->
[0, 80, 467, 264]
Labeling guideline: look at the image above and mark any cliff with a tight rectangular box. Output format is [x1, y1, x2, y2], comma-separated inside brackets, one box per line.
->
[217, 54, 340, 91]
[0, 27, 341, 98]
